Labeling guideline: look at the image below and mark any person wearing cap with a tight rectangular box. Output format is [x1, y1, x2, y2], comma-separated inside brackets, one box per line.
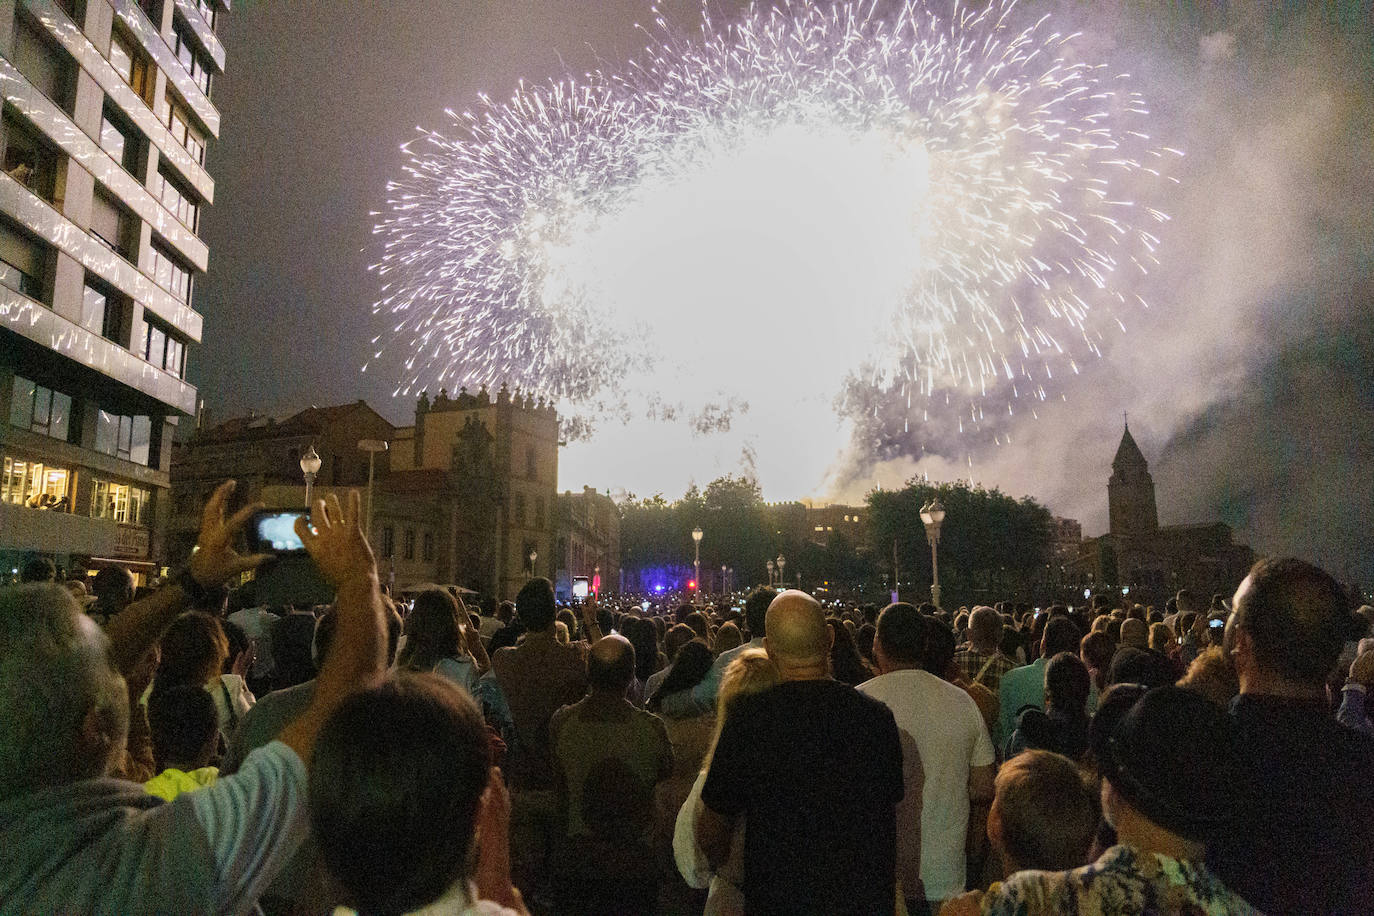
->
[942, 686, 1258, 916]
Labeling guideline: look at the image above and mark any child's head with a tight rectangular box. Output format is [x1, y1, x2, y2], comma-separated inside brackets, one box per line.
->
[147, 685, 220, 771]
[989, 750, 1099, 875]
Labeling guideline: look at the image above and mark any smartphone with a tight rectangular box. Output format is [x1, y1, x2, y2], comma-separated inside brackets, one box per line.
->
[248, 510, 312, 554]
[1208, 618, 1226, 632]
[246, 510, 332, 606]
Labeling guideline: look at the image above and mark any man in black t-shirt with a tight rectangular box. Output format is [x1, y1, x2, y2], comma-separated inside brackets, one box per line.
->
[698, 590, 904, 915]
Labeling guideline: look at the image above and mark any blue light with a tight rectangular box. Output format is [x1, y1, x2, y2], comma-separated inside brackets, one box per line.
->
[654, 583, 665, 593]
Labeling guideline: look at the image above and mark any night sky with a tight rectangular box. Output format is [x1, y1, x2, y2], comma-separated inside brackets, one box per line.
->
[195, 2, 1373, 583]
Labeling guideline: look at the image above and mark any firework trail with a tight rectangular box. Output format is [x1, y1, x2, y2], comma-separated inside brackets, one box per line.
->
[371, 0, 1178, 456]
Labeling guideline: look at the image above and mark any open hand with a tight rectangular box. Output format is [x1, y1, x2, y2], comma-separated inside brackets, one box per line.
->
[189, 481, 271, 588]
[295, 491, 377, 589]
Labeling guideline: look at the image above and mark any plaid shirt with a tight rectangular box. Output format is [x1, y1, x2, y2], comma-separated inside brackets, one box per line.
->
[954, 646, 1017, 693]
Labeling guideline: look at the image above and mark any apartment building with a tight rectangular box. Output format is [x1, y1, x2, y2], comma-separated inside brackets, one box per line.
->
[0, 0, 225, 583]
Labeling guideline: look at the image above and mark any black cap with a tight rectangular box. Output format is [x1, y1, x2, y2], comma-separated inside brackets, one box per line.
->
[1100, 686, 1238, 842]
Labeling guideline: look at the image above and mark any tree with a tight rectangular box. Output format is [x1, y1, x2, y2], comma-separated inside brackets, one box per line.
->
[865, 479, 1053, 606]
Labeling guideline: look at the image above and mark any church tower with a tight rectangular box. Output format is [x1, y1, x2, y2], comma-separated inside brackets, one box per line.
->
[1108, 420, 1159, 538]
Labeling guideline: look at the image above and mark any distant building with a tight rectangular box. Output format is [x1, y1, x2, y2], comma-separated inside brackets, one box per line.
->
[168, 401, 397, 565]
[389, 384, 559, 601]
[1, 0, 229, 584]
[556, 486, 620, 599]
[802, 503, 868, 549]
[1050, 516, 1082, 564]
[1072, 422, 1253, 598]
[171, 388, 560, 601]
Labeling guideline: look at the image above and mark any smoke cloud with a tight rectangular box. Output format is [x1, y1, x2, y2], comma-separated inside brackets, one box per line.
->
[829, 3, 1374, 584]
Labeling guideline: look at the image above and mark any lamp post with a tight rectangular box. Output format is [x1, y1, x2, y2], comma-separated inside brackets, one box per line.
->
[299, 444, 321, 509]
[767, 559, 775, 586]
[692, 527, 703, 606]
[721, 564, 728, 597]
[919, 498, 946, 608]
[528, 549, 537, 580]
[776, 555, 786, 590]
[358, 439, 389, 542]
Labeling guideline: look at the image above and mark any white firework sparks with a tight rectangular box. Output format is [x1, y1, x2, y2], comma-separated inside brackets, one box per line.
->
[371, 0, 1178, 493]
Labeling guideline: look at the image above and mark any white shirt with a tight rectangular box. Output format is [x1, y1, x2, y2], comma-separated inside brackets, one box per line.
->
[857, 668, 995, 902]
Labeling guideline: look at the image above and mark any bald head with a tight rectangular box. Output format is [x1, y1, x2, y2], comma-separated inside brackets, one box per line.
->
[587, 634, 635, 693]
[764, 590, 831, 679]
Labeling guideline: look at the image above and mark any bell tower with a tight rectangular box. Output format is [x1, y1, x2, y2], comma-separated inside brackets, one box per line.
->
[1108, 419, 1159, 538]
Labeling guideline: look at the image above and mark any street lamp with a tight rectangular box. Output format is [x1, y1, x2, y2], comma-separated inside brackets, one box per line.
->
[919, 497, 946, 608]
[358, 439, 389, 541]
[721, 564, 727, 597]
[692, 527, 703, 606]
[299, 444, 321, 509]
[528, 548, 537, 580]
[776, 555, 786, 589]
[766, 559, 775, 586]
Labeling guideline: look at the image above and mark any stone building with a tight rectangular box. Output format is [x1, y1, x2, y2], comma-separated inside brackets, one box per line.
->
[1071, 422, 1253, 599]
[168, 401, 397, 564]
[388, 384, 558, 601]
[170, 388, 560, 601]
[555, 485, 620, 600]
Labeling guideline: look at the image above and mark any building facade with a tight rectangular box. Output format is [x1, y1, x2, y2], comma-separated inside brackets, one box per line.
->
[168, 401, 398, 564]
[1071, 423, 1253, 599]
[0, 0, 226, 583]
[555, 485, 620, 599]
[389, 385, 559, 601]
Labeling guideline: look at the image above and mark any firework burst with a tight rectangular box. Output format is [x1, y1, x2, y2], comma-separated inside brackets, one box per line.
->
[372, 0, 1178, 462]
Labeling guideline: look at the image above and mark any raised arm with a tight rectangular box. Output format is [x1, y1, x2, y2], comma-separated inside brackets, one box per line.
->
[105, 480, 269, 677]
[277, 492, 386, 761]
[459, 596, 492, 674]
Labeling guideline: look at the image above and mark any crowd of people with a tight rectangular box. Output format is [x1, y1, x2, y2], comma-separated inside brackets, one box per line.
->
[1, 479, 1372, 914]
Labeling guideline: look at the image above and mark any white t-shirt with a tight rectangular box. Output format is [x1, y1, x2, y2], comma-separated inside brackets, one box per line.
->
[858, 668, 995, 902]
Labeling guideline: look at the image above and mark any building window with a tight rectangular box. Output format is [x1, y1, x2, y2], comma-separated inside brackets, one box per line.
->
[82, 278, 130, 342]
[95, 410, 151, 465]
[172, 15, 212, 96]
[2, 456, 72, 510]
[525, 446, 537, 479]
[10, 376, 71, 441]
[0, 218, 47, 300]
[535, 495, 545, 530]
[422, 531, 435, 561]
[193, 0, 216, 31]
[160, 90, 205, 164]
[108, 27, 155, 107]
[137, 315, 186, 377]
[90, 189, 134, 259]
[3, 111, 61, 205]
[154, 166, 198, 229]
[90, 478, 150, 524]
[12, 12, 74, 112]
[135, 0, 162, 28]
[403, 528, 415, 561]
[150, 241, 192, 302]
[99, 105, 140, 173]
[514, 492, 527, 528]
[381, 526, 395, 559]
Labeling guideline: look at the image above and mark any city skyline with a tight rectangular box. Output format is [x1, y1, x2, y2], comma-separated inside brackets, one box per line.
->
[194, 2, 1373, 581]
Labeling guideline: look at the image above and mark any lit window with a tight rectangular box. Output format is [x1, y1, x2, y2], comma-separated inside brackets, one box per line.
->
[2, 456, 72, 509]
[155, 166, 199, 229]
[91, 478, 151, 524]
